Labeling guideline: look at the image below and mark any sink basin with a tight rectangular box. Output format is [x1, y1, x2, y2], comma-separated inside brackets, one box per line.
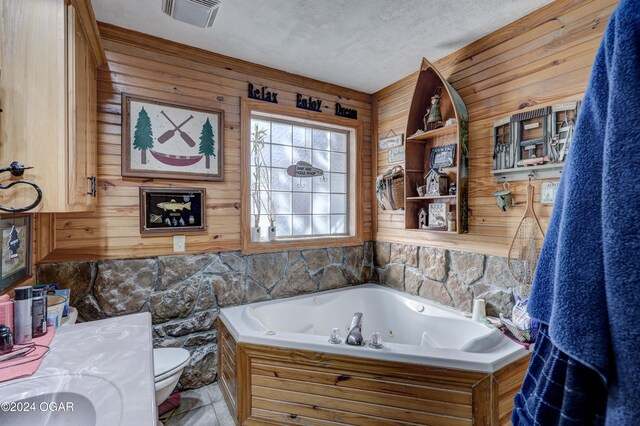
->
[0, 374, 122, 426]
[0, 313, 155, 425]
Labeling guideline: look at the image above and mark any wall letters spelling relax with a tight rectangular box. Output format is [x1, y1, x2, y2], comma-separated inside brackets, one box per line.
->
[335, 102, 357, 119]
[296, 94, 322, 112]
[248, 83, 278, 103]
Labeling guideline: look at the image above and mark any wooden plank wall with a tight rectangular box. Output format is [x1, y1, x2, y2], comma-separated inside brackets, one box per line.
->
[43, 23, 373, 262]
[374, 0, 617, 257]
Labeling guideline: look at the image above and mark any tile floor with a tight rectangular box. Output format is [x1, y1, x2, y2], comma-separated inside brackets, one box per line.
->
[161, 383, 234, 426]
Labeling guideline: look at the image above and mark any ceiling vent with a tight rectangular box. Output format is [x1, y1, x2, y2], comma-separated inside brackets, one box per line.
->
[162, 0, 221, 28]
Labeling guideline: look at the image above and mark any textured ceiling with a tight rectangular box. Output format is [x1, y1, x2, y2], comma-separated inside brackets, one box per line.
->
[92, 0, 553, 93]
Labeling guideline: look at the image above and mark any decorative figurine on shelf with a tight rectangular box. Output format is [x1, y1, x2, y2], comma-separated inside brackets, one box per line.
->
[417, 184, 427, 197]
[423, 87, 444, 131]
[418, 208, 428, 229]
[447, 212, 456, 232]
[425, 169, 449, 196]
[449, 181, 457, 196]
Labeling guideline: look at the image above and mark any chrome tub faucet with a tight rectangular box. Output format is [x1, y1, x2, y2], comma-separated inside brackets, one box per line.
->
[346, 312, 364, 346]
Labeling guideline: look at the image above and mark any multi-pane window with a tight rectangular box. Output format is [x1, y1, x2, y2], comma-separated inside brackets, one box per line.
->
[250, 116, 350, 238]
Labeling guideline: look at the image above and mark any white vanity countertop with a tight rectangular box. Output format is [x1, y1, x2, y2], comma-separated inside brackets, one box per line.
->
[0, 312, 157, 425]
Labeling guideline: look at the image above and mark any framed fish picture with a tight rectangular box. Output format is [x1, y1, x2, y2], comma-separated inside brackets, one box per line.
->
[122, 94, 224, 182]
[139, 187, 206, 235]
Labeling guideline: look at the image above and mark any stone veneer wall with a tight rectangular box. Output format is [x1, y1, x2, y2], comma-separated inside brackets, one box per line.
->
[371, 241, 532, 317]
[36, 244, 372, 389]
[35, 240, 525, 389]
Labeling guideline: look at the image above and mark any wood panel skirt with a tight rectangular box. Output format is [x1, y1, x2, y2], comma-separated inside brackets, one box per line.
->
[218, 320, 530, 426]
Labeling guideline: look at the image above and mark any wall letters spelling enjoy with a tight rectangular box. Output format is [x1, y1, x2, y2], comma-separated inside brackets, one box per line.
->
[335, 103, 357, 119]
[248, 83, 278, 104]
[296, 94, 322, 112]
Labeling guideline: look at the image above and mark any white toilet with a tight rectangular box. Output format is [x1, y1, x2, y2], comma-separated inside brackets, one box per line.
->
[63, 309, 190, 420]
[153, 348, 191, 407]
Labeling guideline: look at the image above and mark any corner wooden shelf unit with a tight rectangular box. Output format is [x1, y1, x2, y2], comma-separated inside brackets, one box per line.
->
[404, 58, 469, 233]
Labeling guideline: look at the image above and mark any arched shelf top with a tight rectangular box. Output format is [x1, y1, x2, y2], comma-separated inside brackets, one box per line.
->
[406, 58, 468, 139]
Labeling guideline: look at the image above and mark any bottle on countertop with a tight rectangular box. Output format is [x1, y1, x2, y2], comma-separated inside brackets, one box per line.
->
[0, 324, 13, 354]
[13, 286, 32, 344]
[0, 294, 13, 333]
[32, 289, 47, 338]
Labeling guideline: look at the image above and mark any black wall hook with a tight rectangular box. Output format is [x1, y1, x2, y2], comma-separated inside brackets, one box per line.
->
[0, 161, 33, 177]
[0, 162, 43, 212]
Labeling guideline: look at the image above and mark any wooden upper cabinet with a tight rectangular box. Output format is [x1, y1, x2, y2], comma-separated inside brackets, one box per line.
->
[0, 0, 105, 212]
[68, 4, 99, 209]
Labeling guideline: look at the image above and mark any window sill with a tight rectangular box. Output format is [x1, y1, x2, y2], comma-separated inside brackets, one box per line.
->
[241, 235, 363, 255]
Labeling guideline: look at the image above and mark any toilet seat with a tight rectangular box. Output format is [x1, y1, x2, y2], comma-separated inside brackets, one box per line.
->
[154, 348, 190, 382]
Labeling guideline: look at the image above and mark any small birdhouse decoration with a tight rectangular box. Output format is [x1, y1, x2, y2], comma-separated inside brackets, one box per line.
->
[424, 169, 449, 196]
[418, 208, 428, 229]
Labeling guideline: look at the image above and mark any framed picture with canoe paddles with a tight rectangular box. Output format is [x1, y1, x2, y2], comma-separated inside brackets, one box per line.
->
[122, 93, 224, 181]
[139, 187, 206, 235]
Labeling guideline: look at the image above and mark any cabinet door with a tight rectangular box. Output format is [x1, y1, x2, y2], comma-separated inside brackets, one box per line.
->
[67, 5, 98, 209]
[0, 0, 67, 212]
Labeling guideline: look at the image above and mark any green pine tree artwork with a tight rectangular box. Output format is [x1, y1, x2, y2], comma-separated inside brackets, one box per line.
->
[198, 118, 216, 169]
[133, 107, 154, 164]
[7, 226, 20, 258]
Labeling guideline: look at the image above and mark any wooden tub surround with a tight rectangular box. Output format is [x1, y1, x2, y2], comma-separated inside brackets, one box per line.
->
[218, 320, 530, 426]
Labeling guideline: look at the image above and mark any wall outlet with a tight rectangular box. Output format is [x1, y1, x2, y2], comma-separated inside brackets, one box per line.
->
[173, 235, 186, 252]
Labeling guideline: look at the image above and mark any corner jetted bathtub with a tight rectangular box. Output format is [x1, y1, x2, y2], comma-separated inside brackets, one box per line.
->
[219, 284, 531, 426]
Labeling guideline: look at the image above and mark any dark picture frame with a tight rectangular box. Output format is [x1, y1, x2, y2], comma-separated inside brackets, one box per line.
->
[0, 214, 32, 292]
[140, 187, 207, 235]
[122, 93, 225, 181]
[429, 144, 456, 169]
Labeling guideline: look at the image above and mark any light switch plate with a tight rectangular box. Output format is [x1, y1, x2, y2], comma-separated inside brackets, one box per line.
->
[173, 235, 186, 252]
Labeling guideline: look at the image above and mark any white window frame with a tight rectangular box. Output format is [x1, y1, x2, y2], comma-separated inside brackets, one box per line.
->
[241, 100, 363, 254]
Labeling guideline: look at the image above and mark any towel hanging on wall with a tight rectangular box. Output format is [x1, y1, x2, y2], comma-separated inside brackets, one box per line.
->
[514, 0, 640, 424]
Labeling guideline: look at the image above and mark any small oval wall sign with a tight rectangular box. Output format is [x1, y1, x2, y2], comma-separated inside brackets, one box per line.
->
[286, 161, 324, 178]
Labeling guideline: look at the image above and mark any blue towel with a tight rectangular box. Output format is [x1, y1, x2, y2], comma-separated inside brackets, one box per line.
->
[513, 325, 606, 426]
[515, 1, 640, 424]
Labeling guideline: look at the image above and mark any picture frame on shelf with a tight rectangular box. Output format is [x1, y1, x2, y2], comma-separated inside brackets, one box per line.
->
[122, 94, 224, 181]
[429, 144, 456, 169]
[140, 187, 207, 235]
[0, 214, 32, 292]
[428, 203, 448, 229]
